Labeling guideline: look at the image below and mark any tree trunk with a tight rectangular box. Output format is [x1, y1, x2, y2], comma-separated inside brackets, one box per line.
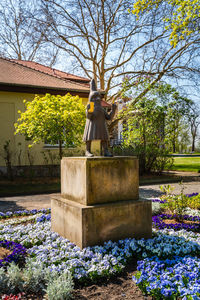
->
[172, 137, 176, 153]
[141, 118, 146, 174]
[59, 140, 63, 160]
[192, 136, 195, 152]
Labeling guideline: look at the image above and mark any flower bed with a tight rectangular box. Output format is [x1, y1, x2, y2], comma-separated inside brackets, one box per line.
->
[133, 256, 200, 299]
[0, 209, 51, 220]
[153, 213, 200, 232]
[1, 202, 200, 298]
[0, 240, 26, 268]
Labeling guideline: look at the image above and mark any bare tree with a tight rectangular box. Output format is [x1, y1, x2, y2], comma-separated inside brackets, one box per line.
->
[33, 0, 166, 97]
[33, 0, 200, 100]
[0, 0, 59, 65]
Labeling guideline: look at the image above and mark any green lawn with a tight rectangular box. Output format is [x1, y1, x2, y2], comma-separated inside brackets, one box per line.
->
[169, 157, 200, 172]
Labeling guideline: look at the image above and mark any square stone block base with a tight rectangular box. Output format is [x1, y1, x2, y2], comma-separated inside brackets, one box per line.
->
[61, 156, 139, 205]
[51, 195, 152, 249]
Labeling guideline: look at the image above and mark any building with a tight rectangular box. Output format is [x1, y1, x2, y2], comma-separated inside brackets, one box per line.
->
[0, 58, 109, 175]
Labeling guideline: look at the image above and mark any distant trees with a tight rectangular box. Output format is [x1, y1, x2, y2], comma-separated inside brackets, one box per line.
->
[120, 77, 200, 173]
[187, 103, 200, 152]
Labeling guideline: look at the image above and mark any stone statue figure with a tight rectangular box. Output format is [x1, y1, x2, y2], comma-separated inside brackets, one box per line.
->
[83, 79, 117, 157]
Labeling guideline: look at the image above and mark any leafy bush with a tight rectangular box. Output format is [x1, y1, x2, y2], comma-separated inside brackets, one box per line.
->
[23, 260, 46, 294]
[6, 263, 23, 294]
[45, 271, 74, 300]
[187, 194, 200, 210]
[152, 201, 163, 216]
[160, 183, 188, 221]
[0, 259, 74, 298]
[0, 267, 8, 294]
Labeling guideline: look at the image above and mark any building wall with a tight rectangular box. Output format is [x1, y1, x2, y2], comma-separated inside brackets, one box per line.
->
[0, 91, 99, 168]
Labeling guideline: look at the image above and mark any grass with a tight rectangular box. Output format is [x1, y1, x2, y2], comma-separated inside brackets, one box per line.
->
[169, 157, 200, 172]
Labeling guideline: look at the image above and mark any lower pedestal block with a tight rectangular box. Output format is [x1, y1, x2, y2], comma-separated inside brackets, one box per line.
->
[51, 195, 152, 249]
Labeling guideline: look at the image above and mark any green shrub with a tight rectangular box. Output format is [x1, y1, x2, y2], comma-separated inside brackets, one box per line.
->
[23, 260, 46, 294]
[160, 183, 188, 221]
[0, 267, 8, 294]
[0, 260, 74, 297]
[45, 271, 74, 300]
[187, 194, 200, 210]
[7, 262, 23, 294]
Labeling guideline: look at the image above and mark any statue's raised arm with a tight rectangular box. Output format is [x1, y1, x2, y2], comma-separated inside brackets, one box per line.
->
[83, 79, 117, 157]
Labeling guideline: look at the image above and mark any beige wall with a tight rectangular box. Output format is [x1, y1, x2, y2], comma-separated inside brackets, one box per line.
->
[0, 91, 99, 167]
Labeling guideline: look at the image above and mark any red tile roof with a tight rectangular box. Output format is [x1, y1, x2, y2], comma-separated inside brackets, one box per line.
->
[0, 58, 90, 92]
[0, 58, 110, 107]
[11, 59, 90, 84]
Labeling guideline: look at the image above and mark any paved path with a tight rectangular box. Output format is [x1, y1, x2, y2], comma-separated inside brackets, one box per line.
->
[0, 181, 200, 213]
[0, 193, 55, 213]
[140, 181, 200, 199]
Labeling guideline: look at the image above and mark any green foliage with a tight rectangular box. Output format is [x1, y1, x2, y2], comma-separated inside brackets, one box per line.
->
[152, 202, 163, 216]
[120, 77, 194, 173]
[0, 260, 74, 298]
[132, 0, 200, 47]
[160, 183, 188, 221]
[15, 93, 86, 158]
[0, 267, 8, 293]
[23, 260, 46, 294]
[7, 262, 23, 294]
[187, 194, 200, 210]
[120, 78, 176, 173]
[45, 271, 74, 300]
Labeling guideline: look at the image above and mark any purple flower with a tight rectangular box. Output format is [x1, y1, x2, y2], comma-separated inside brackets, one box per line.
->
[0, 240, 27, 268]
[0, 208, 51, 220]
[152, 214, 200, 232]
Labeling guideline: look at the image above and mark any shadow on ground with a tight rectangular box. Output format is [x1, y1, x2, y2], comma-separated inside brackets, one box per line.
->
[0, 200, 27, 213]
[139, 187, 164, 199]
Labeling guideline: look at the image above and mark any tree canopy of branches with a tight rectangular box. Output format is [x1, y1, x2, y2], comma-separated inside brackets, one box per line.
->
[0, 0, 59, 65]
[29, 0, 196, 99]
[0, 0, 200, 103]
[132, 0, 200, 47]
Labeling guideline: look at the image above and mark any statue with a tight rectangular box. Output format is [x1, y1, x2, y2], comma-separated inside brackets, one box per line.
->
[83, 79, 117, 157]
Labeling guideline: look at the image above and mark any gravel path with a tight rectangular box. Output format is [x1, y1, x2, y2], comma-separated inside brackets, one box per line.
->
[0, 181, 200, 213]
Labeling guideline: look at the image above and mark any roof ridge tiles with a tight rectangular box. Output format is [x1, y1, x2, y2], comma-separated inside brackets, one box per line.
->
[0, 57, 105, 95]
[12, 59, 90, 82]
[0, 56, 89, 90]
[5, 58, 90, 89]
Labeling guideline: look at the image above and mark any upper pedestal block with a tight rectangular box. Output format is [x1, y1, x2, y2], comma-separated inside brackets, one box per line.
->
[61, 156, 139, 206]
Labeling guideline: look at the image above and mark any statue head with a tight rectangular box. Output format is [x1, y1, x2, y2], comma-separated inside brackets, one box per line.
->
[89, 78, 101, 104]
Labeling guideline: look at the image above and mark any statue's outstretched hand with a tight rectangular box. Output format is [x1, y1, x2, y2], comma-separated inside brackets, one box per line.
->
[112, 103, 117, 110]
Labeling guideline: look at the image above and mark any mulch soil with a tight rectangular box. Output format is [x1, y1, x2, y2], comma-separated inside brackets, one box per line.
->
[0, 247, 12, 260]
[73, 259, 152, 300]
[163, 218, 199, 225]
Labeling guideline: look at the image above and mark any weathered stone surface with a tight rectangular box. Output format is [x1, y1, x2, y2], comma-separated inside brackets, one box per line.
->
[61, 156, 139, 205]
[51, 195, 152, 249]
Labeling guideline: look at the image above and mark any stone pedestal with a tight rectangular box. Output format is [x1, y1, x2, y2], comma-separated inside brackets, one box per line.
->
[51, 156, 152, 248]
[61, 156, 139, 205]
